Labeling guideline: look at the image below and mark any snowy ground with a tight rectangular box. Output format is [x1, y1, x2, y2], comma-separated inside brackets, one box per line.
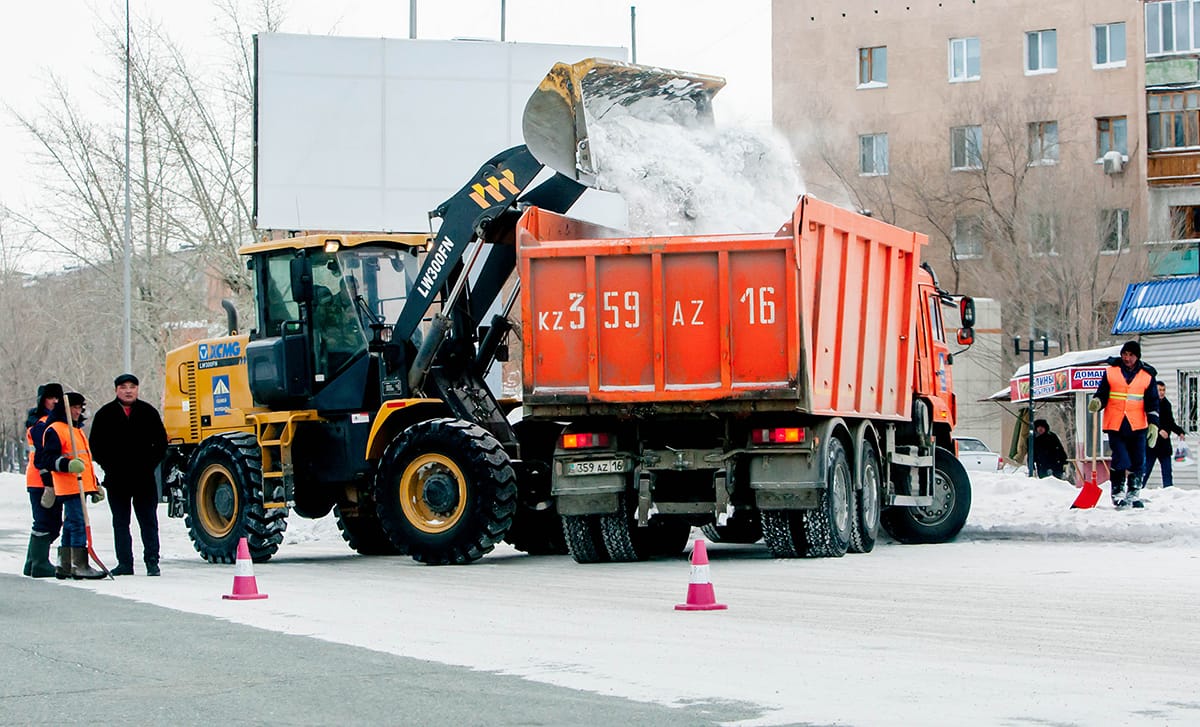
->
[4, 469, 1200, 726]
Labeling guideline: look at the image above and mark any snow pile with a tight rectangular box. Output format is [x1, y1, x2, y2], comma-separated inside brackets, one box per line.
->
[961, 469, 1200, 543]
[587, 104, 801, 236]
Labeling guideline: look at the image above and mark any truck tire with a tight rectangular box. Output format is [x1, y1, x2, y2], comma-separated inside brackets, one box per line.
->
[802, 437, 853, 558]
[700, 510, 763, 544]
[562, 515, 610, 563]
[184, 432, 287, 564]
[849, 441, 881, 554]
[761, 510, 808, 557]
[506, 501, 568, 555]
[505, 420, 568, 555]
[335, 499, 404, 556]
[373, 418, 517, 565]
[880, 446, 972, 544]
[599, 491, 690, 562]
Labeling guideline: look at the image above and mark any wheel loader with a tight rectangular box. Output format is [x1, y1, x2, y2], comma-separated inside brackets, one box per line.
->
[160, 59, 725, 565]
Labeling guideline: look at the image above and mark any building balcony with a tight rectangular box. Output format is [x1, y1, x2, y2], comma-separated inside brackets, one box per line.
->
[1145, 239, 1200, 277]
[1148, 149, 1200, 186]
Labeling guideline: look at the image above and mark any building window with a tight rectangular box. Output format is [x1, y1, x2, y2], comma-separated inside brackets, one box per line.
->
[1094, 22, 1127, 67]
[1100, 209, 1130, 252]
[1028, 121, 1059, 164]
[951, 125, 983, 170]
[1097, 116, 1129, 156]
[859, 133, 889, 175]
[1031, 213, 1057, 255]
[1179, 370, 1200, 433]
[858, 46, 887, 87]
[949, 37, 981, 82]
[1026, 29, 1058, 73]
[1146, 0, 1200, 55]
[1170, 206, 1200, 238]
[953, 216, 984, 259]
[1148, 92, 1200, 150]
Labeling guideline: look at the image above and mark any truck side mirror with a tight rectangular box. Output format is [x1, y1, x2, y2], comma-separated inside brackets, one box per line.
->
[290, 255, 314, 304]
[959, 296, 976, 328]
[957, 328, 974, 346]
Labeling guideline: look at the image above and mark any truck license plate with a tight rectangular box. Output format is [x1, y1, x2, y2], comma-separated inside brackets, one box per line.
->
[566, 459, 626, 475]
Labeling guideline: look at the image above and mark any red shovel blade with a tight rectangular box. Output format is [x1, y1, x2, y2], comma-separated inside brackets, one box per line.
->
[1071, 478, 1103, 509]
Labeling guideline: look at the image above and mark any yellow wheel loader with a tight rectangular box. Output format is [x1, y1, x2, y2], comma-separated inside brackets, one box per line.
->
[160, 58, 724, 565]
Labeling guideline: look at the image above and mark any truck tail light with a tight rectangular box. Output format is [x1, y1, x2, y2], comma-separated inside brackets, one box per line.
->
[561, 432, 611, 449]
[751, 427, 805, 444]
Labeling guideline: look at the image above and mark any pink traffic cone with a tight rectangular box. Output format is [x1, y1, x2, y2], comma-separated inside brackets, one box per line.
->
[675, 538, 727, 611]
[223, 537, 268, 600]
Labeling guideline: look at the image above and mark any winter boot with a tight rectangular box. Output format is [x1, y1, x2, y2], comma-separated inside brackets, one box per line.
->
[23, 534, 56, 578]
[70, 547, 106, 580]
[1110, 480, 1128, 509]
[110, 563, 134, 576]
[1127, 475, 1145, 509]
[55, 546, 71, 580]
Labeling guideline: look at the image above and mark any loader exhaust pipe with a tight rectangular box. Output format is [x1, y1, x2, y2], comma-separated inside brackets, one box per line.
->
[522, 58, 725, 190]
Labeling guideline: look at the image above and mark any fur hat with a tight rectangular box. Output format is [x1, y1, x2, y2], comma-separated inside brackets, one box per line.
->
[66, 391, 86, 407]
[1120, 340, 1141, 358]
[37, 382, 64, 403]
[1033, 419, 1049, 431]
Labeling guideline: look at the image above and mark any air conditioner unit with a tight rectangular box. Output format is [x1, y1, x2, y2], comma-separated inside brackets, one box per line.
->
[1102, 149, 1126, 175]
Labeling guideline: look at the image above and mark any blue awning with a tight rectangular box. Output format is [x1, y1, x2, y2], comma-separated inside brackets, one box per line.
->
[1111, 276, 1200, 334]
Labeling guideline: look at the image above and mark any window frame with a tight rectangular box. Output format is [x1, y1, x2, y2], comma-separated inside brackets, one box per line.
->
[1148, 91, 1200, 151]
[1100, 208, 1131, 253]
[859, 132, 889, 176]
[1097, 116, 1129, 157]
[1027, 120, 1060, 165]
[951, 125, 984, 170]
[1094, 22, 1127, 68]
[858, 45, 888, 88]
[953, 216, 985, 260]
[1030, 212, 1059, 256]
[949, 36, 981, 82]
[1146, 0, 1200, 56]
[1025, 29, 1058, 75]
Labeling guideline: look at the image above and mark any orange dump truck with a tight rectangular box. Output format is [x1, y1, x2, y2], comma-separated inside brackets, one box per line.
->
[516, 194, 976, 562]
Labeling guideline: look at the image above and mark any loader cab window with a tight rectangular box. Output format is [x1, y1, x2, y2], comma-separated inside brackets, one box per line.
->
[261, 256, 301, 337]
[311, 254, 368, 377]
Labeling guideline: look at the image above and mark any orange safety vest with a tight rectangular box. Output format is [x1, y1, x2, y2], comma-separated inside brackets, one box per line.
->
[1102, 366, 1152, 431]
[24, 415, 47, 488]
[44, 421, 99, 497]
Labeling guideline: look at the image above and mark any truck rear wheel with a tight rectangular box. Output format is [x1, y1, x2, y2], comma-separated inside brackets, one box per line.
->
[881, 446, 972, 544]
[849, 441, 881, 554]
[761, 510, 808, 557]
[562, 515, 610, 563]
[802, 437, 852, 558]
[505, 420, 568, 555]
[373, 418, 517, 565]
[600, 491, 690, 562]
[700, 510, 763, 544]
[184, 432, 287, 564]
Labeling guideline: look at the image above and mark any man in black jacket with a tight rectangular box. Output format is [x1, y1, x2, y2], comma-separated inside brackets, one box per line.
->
[1145, 381, 1187, 488]
[89, 373, 168, 576]
[1032, 419, 1069, 480]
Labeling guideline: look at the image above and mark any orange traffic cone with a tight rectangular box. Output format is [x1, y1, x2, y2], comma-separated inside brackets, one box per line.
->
[223, 537, 268, 600]
[675, 538, 727, 611]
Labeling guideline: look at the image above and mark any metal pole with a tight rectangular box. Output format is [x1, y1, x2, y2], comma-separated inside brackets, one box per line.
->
[500, 0, 506, 41]
[409, 0, 417, 39]
[1027, 341, 1035, 478]
[630, 6, 637, 63]
[123, 0, 132, 373]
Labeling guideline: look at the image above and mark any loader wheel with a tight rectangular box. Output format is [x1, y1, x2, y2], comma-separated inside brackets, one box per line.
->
[599, 490, 691, 562]
[373, 418, 517, 565]
[335, 494, 403, 556]
[700, 510, 763, 544]
[562, 515, 610, 564]
[802, 437, 852, 558]
[881, 446, 972, 545]
[849, 441, 882, 554]
[185, 432, 287, 564]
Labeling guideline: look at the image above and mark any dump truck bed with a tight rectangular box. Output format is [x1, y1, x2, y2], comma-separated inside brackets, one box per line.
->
[516, 195, 926, 419]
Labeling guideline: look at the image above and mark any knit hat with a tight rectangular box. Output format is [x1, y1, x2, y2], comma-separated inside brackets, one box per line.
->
[66, 391, 86, 407]
[1034, 419, 1049, 431]
[1120, 340, 1141, 359]
[114, 373, 139, 387]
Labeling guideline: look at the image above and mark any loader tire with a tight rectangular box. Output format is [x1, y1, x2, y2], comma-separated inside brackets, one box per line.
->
[505, 500, 568, 555]
[373, 418, 516, 565]
[562, 515, 609, 564]
[184, 432, 287, 564]
[802, 437, 852, 558]
[881, 446, 972, 544]
[849, 441, 882, 554]
[700, 510, 763, 544]
[335, 499, 403, 556]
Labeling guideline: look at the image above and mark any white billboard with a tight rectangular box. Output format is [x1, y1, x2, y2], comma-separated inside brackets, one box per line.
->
[254, 33, 626, 233]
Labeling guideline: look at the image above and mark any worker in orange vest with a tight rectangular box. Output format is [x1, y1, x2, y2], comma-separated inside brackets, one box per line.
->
[22, 383, 64, 577]
[1088, 340, 1160, 510]
[36, 392, 107, 579]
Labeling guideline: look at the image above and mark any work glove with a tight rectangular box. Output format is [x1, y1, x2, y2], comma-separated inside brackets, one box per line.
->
[1087, 397, 1102, 413]
[57, 457, 86, 474]
[40, 480, 56, 509]
[88, 485, 106, 504]
[1147, 423, 1159, 450]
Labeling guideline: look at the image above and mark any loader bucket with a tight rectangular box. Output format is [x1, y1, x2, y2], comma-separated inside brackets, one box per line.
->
[522, 58, 725, 191]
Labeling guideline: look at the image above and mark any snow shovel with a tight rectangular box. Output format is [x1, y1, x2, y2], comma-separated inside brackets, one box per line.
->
[62, 402, 113, 579]
[1071, 409, 1103, 509]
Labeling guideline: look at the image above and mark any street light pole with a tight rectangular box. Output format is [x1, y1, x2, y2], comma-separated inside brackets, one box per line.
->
[123, 0, 132, 373]
[1014, 335, 1050, 477]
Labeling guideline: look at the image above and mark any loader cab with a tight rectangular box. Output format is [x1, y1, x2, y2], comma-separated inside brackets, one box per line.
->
[243, 235, 423, 411]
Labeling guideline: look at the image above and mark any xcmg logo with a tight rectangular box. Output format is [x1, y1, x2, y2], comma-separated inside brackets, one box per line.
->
[198, 341, 241, 361]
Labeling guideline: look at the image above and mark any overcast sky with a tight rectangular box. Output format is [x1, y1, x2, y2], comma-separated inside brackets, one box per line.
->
[0, 0, 771, 212]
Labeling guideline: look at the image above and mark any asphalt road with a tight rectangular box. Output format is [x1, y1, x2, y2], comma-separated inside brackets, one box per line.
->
[0, 573, 747, 726]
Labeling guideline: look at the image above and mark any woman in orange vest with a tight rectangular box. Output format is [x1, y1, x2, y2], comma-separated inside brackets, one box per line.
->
[1088, 340, 1160, 509]
[36, 392, 106, 580]
[22, 383, 64, 578]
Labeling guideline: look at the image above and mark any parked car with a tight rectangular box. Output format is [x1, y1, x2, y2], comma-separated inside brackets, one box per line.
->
[954, 436, 1004, 472]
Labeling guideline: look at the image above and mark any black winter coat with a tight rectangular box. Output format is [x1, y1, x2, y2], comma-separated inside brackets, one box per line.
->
[1154, 397, 1186, 455]
[89, 398, 167, 492]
